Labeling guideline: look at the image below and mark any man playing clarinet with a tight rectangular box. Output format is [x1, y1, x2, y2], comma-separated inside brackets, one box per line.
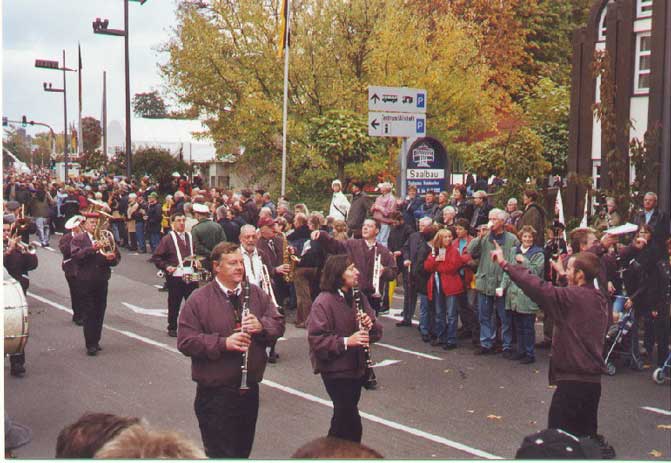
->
[151, 213, 199, 337]
[177, 242, 284, 458]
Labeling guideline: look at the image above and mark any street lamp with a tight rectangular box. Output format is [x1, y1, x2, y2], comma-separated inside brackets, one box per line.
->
[92, 0, 149, 180]
[35, 51, 75, 179]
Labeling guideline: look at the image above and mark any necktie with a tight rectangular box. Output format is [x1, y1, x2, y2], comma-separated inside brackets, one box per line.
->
[268, 240, 276, 255]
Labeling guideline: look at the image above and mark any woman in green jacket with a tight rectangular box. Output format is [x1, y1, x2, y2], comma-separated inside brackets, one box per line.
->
[501, 225, 545, 364]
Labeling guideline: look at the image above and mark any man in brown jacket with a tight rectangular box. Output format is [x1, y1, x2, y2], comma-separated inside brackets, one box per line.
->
[177, 242, 284, 459]
[491, 243, 615, 457]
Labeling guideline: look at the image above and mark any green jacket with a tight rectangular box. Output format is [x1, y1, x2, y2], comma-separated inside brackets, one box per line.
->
[192, 218, 227, 258]
[467, 231, 520, 296]
[501, 245, 545, 314]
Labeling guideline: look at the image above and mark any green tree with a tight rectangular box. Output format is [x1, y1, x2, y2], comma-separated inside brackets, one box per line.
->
[133, 91, 168, 119]
[81, 117, 102, 153]
[3, 128, 31, 163]
[132, 146, 190, 188]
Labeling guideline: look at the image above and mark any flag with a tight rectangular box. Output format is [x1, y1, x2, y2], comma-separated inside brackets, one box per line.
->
[554, 188, 567, 241]
[579, 190, 589, 228]
[277, 0, 289, 58]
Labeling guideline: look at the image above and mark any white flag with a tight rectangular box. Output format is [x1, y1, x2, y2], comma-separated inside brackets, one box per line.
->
[555, 189, 567, 241]
[579, 190, 589, 228]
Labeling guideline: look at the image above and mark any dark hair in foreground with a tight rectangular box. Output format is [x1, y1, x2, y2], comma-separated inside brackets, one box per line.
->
[320, 254, 352, 293]
[292, 436, 383, 459]
[55, 412, 141, 458]
[570, 252, 601, 282]
[211, 241, 240, 263]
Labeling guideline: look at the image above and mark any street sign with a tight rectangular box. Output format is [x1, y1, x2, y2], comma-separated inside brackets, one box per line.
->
[35, 59, 60, 69]
[368, 112, 426, 138]
[405, 137, 449, 194]
[368, 86, 426, 113]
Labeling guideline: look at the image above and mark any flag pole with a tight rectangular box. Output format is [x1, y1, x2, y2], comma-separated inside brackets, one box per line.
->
[102, 71, 108, 160]
[78, 43, 83, 156]
[280, 0, 291, 197]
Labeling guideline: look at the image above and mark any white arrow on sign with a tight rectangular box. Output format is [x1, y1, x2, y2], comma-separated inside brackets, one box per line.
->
[122, 302, 168, 317]
[372, 359, 402, 368]
[368, 86, 427, 113]
[368, 112, 426, 138]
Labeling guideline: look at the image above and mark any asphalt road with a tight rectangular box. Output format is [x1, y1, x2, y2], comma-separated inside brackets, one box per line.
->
[4, 236, 671, 459]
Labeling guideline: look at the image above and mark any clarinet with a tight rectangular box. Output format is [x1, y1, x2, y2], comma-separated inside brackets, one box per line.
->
[239, 280, 251, 393]
[353, 286, 378, 390]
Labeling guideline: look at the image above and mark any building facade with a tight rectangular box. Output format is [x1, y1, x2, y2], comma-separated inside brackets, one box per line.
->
[567, 0, 670, 216]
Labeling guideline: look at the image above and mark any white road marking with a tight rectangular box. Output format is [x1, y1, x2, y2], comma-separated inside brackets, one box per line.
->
[641, 406, 671, 416]
[382, 313, 419, 326]
[372, 359, 402, 368]
[28, 291, 502, 459]
[376, 342, 442, 360]
[122, 302, 168, 317]
[44, 246, 56, 252]
[153, 285, 164, 289]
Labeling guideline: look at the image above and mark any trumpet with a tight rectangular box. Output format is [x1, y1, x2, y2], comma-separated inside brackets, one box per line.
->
[261, 264, 281, 309]
[6, 238, 37, 255]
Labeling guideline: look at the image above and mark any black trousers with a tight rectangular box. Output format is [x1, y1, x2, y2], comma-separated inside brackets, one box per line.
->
[456, 290, 479, 335]
[166, 276, 198, 330]
[548, 380, 601, 438]
[402, 267, 418, 323]
[194, 383, 259, 458]
[66, 275, 84, 322]
[80, 279, 109, 349]
[322, 376, 365, 443]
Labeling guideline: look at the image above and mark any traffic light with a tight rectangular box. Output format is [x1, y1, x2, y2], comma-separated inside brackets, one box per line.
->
[21, 115, 27, 127]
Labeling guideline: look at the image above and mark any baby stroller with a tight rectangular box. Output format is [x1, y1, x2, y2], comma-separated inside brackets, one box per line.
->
[603, 308, 644, 376]
[652, 352, 671, 384]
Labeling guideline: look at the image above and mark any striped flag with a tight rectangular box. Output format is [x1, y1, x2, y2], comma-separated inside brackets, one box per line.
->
[277, 0, 289, 58]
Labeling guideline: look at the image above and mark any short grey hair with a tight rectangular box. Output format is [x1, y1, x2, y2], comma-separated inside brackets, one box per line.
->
[240, 224, 257, 235]
[419, 217, 433, 227]
[473, 190, 488, 199]
[488, 208, 508, 221]
[442, 206, 456, 215]
[644, 192, 658, 201]
[507, 198, 518, 205]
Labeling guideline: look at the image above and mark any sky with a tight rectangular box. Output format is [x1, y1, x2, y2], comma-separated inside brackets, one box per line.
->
[2, 0, 211, 146]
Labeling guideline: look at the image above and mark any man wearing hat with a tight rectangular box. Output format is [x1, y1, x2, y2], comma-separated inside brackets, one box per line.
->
[145, 192, 163, 253]
[59, 215, 86, 325]
[347, 182, 372, 239]
[71, 212, 121, 356]
[191, 203, 227, 272]
[329, 179, 350, 221]
[3, 215, 39, 377]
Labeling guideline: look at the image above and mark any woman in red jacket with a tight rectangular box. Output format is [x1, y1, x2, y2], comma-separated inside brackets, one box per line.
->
[424, 227, 471, 349]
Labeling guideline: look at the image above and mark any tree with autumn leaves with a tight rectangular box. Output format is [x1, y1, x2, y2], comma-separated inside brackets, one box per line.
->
[160, 0, 591, 203]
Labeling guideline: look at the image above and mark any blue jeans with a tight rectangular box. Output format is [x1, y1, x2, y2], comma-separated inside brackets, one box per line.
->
[513, 312, 536, 358]
[376, 224, 390, 247]
[418, 294, 433, 336]
[434, 292, 459, 345]
[135, 221, 146, 252]
[149, 231, 161, 253]
[478, 294, 511, 350]
[35, 217, 50, 246]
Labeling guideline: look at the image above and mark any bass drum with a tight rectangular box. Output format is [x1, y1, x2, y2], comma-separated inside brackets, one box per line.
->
[4, 275, 29, 355]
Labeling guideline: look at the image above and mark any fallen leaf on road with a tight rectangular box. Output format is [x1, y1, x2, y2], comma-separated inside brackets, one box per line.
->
[540, 401, 546, 404]
[643, 364, 652, 369]
[499, 386, 505, 389]
[657, 425, 671, 430]
[466, 410, 475, 414]
[444, 369, 451, 373]
[487, 415, 502, 420]
[649, 450, 663, 458]
[529, 421, 537, 425]
[547, 385, 557, 389]
[533, 369, 540, 374]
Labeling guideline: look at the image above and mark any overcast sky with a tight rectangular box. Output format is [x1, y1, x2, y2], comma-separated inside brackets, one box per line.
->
[2, 0, 207, 143]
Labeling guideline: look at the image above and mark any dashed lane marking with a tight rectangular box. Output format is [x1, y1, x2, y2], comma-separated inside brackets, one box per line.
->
[642, 406, 671, 416]
[28, 291, 502, 460]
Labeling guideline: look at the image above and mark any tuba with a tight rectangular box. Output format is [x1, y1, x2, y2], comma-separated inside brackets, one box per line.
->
[87, 199, 116, 255]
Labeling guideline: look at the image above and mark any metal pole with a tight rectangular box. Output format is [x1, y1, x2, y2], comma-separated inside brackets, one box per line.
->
[124, 0, 132, 179]
[280, 0, 291, 197]
[63, 49, 69, 181]
[399, 138, 408, 198]
[103, 71, 108, 160]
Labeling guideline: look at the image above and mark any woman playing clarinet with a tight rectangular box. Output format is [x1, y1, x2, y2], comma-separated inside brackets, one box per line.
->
[307, 254, 383, 443]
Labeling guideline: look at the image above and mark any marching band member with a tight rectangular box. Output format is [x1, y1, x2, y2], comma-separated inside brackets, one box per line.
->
[3, 215, 38, 377]
[311, 218, 397, 315]
[307, 254, 383, 443]
[70, 212, 121, 356]
[151, 213, 199, 337]
[239, 225, 264, 287]
[177, 242, 284, 458]
[59, 215, 86, 325]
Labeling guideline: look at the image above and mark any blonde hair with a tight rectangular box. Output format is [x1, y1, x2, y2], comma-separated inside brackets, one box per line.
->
[432, 228, 454, 249]
[94, 425, 205, 459]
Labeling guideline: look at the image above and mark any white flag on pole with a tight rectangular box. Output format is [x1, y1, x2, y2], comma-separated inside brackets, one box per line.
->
[579, 190, 589, 228]
[555, 188, 567, 241]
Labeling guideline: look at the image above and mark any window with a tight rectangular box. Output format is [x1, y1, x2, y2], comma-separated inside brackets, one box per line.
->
[592, 161, 602, 191]
[637, 0, 653, 17]
[634, 33, 652, 94]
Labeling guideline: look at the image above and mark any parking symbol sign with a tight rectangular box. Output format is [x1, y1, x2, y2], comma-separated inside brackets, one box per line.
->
[416, 93, 425, 109]
[416, 118, 425, 134]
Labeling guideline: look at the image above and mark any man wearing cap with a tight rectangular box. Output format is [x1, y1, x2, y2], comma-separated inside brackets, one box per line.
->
[152, 212, 200, 337]
[60, 215, 86, 325]
[329, 179, 350, 221]
[191, 203, 227, 272]
[3, 215, 39, 377]
[145, 192, 163, 253]
[71, 212, 121, 356]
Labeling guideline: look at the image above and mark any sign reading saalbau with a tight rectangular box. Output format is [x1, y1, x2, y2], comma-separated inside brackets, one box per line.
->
[368, 112, 426, 138]
[368, 86, 427, 113]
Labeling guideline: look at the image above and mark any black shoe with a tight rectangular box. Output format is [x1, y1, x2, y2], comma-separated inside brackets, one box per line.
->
[73, 317, 84, 326]
[519, 356, 535, 364]
[594, 435, 616, 459]
[96, 345, 102, 351]
[474, 347, 494, 355]
[535, 339, 552, 349]
[430, 338, 443, 347]
[378, 309, 390, 315]
[168, 329, 177, 337]
[396, 320, 412, 327]
[501, 350, 514, 359]
[86, 347, 98, 356]
[510, 352, 526, 361]
[268, 352, 279, 364]
[443, 343, 457, 350]
[421, 334, 431, 342]
[10, 365, 26, 377]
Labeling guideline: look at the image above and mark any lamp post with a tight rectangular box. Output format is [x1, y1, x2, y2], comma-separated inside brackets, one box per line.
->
[36, 51, 74, 179]
[92, 0, 149, 180]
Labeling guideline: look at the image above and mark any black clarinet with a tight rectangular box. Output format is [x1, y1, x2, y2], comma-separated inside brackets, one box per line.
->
[353, 286, 378, 390]
[239, 280, 251, 393]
